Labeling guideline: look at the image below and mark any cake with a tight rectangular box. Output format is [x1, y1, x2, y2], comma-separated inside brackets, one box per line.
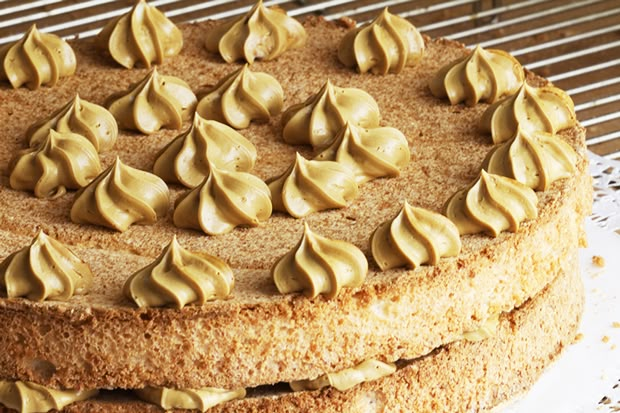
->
[0, 2, 591, 412]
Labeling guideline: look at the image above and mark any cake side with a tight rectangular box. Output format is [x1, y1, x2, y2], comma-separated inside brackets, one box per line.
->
[0, 248, 583, 413]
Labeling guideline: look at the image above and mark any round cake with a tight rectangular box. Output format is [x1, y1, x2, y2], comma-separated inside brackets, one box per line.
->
[0, 3, 591, 412]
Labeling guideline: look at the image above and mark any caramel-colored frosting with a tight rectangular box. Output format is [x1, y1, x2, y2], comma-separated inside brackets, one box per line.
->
[26, 94, 118, 152]
[0, 24, 76, 89]
[338, 8, 424, 75]
[70, 157, 170, 232]
[314, 122, 410, 184]
[290, 359, 396, 392]
[173, 164, 272, 235]
[462, 313, 500, 342]
[97, 0, 182, 68]
[107, 68, 197, 134]
[205, 0, 306, 64]
[267, 153, 358, 218]
[480, 82, 578, 144]
[482, 127, 578, 191]
[429, 45, 524, 106]
[281, 80, 381, 148]
[272, 223, 368, 299]
[0, 231, 93, 302]
[370, 201, 461, 271]
[135, 386, 245, 412]
[153, 114, 257, 188]
[0, 380, 97, 413]
[195, 64, 283, 129]
[9, 130, 102, 199]
[124, 236, 234, 309]
[444, 170, 538, 237]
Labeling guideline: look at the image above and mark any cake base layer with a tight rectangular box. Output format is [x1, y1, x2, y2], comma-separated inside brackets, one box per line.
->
[0, 251, 583, 413]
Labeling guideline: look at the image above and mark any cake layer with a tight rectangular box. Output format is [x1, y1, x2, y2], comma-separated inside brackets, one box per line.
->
[0, 18, 591, 390]
[0, 248, 584, 412]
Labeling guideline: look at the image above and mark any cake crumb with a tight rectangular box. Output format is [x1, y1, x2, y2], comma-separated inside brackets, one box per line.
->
[602, 335, 610, 343]
[592, 255, 606, 267]
[600, 396, 612, 405]
[573, 333, 584, 343]
[612, 322, 620, 328]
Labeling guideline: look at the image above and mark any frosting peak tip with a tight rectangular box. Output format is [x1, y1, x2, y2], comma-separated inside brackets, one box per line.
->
[482, 126, 578, 191]
[272, 225, 368, 299]
[173, 163, 272, 235]
[281, 81, 381, 148]
[106, 69, 197, 134]
[0, 231, 93, 301]
[429, 45, 524, 106]
[371, 202, 461, 270]
[196, 64, 284, 129]
[480, 82, 577, 144]
[267, 153, 358, 218]
[124, 236, 234, 309]
[338, 8, 424, 75]
[205, 0, 306, 64]
[97, 0, 183, 68]
[444, 171, 538, 237]
[70, 157, 170, 232]
[0, 24, 76, 89]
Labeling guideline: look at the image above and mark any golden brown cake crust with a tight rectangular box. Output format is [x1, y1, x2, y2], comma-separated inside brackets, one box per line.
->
[0, 251, 584, 413]
[0, 17, 591, 391]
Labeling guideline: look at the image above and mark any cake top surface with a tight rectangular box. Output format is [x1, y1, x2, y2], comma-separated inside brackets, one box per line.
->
[0, 17, 587, 312]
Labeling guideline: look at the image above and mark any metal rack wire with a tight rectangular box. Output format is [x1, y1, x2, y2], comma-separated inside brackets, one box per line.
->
[1, 0, 619, 160]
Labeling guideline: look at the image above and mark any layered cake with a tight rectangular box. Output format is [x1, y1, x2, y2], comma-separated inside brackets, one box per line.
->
[0, 1, 591, 412]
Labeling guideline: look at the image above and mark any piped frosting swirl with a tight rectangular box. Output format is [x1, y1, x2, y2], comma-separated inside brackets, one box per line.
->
[9, 129, 102, 199]
[482, 127, 578, 191]
[0, 231, 93, 302]
[205, 0, 306, 64]
[315, 122, 410, 184]
[173, 164, 272, 235]
[480, 82, 577, 144]
[0, 380, 97, 413]
[267, 153, 358, 218]
[370, 201, 461, 271]
[97, 0, 182, 69]
[124, 236, 234, 309]
[444, 170, 538, 237]
[70, 157, 170, 232]
[338, 8, 424, 74]
[153, 114, 257, 188]
[290, 359, 396, 392]
[135, 386, 246, 411]
[0, 24, 76, 89]
[107, 68, 197, 134]
[282, 80, 381, 148]
[26, 94, 118, 152]
[272, 223, 368, 299]
[429, 45, 524, 106]
[196, 64, 283, 129]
